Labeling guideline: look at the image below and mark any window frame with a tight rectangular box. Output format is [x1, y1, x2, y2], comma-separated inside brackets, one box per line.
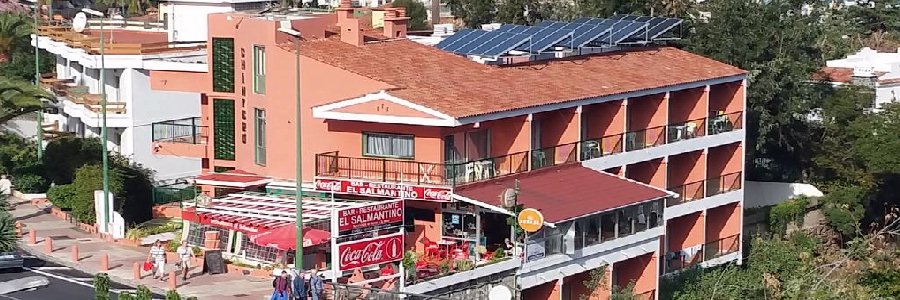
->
[254, 108, 266, 165]
[252, 45, 266, 94]
[362, 132, 415, 159]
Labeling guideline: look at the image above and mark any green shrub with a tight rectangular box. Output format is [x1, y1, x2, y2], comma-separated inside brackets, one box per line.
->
[125, 220, 182, 240]
[47, 184, 76, 210]
[135, 286, 152, 300]
[71, 164, 124, 224]
[0, 212, 16, 252]
[769, 196, 808, 234]
[13, 173, 48, 193]
[43, 137, 102, 185]
[118, 293, 135, 300]
[391, 0, 429, 30]
[821, 186, 866, 236]
[165, 290, 181, 300]
[93, 273, 109, 300]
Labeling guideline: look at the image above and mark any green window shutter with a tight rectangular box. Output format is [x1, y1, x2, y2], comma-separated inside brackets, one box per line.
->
[254, 108, 266, 165]
[213, 99, 235, 161]
[212, 38, 235, 93]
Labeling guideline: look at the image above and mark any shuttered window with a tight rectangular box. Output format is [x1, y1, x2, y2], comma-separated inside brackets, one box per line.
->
[254, 108, 266, 165]
[213, 99, 235, 160]
[212, 38, 235, 93]
[252, 45, 265, 94]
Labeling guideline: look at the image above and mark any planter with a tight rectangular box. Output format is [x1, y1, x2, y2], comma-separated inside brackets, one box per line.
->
[224, 263, 273, 278]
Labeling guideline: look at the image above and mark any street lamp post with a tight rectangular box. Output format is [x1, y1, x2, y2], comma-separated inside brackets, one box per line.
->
[82, 8, 109, 233]
[31, 0, 42, 159]
[278, 27, 303, 273]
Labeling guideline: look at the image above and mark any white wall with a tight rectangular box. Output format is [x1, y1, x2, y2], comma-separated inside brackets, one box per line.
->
[165, 2, 234, 42]
[744, 181, 823, 208]
[875, 85, 900, 109]
[128, 69, 202, 181]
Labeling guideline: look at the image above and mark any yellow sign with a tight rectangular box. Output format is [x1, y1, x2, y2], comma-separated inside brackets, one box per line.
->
[517, 208, 544, 233]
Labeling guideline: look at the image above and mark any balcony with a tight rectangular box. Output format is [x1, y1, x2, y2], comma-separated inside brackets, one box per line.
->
[151, 118, 208, 157]
[664, 233, 740, 274]
[666, 171, 742, 207]
[38, 26, 205, 55]
[315, 111, 744, 187]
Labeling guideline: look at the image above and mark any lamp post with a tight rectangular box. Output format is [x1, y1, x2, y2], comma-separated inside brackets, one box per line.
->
[30, 0, 41, 159]
[278, 27, 303, 273]
[81, 8, 109, 233]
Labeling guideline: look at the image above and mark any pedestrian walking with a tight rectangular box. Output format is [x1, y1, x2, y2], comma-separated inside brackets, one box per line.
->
[271, 270, 291, 300]
[291, 269, 307, 300]
[147, 240, 167, 280]
[309, 269, 324, 300]
[0, 175, 12, 207]
[176, 240, 195, 280]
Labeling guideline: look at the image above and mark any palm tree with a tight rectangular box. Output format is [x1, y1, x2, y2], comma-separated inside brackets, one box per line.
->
[0, 211, 16, 252]
[0, 78, 54, 126]
[0, 13, 30, 63]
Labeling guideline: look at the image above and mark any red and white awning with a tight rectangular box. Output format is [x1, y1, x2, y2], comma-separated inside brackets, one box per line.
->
[182, 192, 371, 234]
[191, 170, 271, 188]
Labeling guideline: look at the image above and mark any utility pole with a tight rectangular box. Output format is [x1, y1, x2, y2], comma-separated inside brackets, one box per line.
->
[33, 0, 42, 159]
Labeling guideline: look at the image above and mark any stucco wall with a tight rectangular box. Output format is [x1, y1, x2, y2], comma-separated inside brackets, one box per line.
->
[744, 181, 823, 208]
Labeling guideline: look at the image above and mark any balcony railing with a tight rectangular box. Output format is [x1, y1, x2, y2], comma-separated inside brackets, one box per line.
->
[667, 171, 742, 207]
[708, 111, 742, 135]
[152, 118, 208, 144]
[664, 233, 741, 274]
[38, 26, 206, 55]
[316, 111, 744, 187]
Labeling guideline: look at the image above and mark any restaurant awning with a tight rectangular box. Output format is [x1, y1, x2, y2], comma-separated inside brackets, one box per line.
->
[182, 192, 373, 234]
[454, 164, 674, 223]
[191, 170, 271, 188]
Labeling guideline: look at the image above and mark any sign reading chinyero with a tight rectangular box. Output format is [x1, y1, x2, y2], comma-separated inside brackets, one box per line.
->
[337, 233, 404, 271]
[338, 200, 403, 233]
[315, 178, 452, 201]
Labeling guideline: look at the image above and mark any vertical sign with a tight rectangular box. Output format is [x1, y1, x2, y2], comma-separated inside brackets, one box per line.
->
[239, 47, 248, 145]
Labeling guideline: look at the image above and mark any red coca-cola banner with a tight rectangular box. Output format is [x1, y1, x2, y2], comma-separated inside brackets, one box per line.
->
[338, 200, 403, 232]
[337, 234, 404, 271]
[315, 178, 452, 202]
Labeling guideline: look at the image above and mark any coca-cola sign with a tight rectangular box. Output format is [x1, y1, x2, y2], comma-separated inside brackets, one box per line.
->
[338, 200, 403, 233]
[315, 178, 452, 202]
[337, 234, 403, 271]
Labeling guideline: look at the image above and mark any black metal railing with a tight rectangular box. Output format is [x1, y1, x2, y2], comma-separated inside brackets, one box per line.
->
[708, 111, 742, 135]
[625, 125, 666, 151]
[667, 171, 742, 207]
[705, 171, 742, 197]
[151, 117, 207, 144]
[667, 117, 706, 143]
[703, 233, 741, 261]
[667, 179, 705, 207]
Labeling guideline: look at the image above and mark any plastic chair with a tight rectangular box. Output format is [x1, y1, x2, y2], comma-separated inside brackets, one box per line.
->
[423, 237, 439, 258]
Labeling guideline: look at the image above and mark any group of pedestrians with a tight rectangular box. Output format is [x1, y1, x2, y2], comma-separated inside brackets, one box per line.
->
[271, 269, 324, 300]
[146, 239, 196, 281]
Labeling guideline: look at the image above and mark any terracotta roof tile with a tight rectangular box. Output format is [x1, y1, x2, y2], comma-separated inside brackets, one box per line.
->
[814, 66, 887, 83]
[294, 39, 746, 118]
[454, 164, 670, 223]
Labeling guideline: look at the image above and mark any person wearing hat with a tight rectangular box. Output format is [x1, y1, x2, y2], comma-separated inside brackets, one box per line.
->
[176, 240, 195, 280]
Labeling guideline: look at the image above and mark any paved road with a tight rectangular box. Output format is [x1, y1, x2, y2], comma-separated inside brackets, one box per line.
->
[0, 254, 163, 300]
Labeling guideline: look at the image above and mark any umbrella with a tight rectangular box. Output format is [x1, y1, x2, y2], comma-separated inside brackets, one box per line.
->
[249, 225, 330, 251]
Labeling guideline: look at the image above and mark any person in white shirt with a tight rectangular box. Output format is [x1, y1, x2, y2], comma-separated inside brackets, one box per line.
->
[176, 240, 195, 280]
[0, 175, 12, 205]
[147, 240, 167, 280]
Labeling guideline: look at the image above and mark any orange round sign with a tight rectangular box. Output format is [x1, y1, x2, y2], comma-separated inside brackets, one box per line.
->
[517, 208, 544, 233]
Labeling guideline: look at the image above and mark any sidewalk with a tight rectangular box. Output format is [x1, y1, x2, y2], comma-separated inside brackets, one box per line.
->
[9, 197, 274, 300]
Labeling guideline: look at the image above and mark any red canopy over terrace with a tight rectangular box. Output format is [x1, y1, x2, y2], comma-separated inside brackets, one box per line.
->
[249, 225, 331, 250]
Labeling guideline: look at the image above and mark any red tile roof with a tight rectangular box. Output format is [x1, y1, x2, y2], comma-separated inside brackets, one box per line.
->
[194, 170, 269, 185]
[294, 39, 746, 118]
[454, 164, 670, 223]
[813, 66, 887, 83]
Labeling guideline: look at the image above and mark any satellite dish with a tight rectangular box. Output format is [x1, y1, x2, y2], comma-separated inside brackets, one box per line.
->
[500, 188, 517, 208]
[72, 12, 87, 33]
[488, 285, 512, 300]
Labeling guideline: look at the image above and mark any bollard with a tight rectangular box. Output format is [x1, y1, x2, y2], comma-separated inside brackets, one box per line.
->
[100, 253, 109, 271]
[168, 271, 177, 290]
[70, 244, 79, 262]
[44, 237, 53, 253]
[133, 262, 142, 280]
[14, 222, 22, 237]
[28, 229, 36, 245]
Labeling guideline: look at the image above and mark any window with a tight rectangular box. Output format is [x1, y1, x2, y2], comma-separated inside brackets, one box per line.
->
[241, 234, 279, 262]
[213, 99, 235, 160]
[363, 133, 414, 159]
[252, 45, 265, 94]
[254, 108, 266, 165]
[186, 223, 228, 250]
[212, 38, 235, 93]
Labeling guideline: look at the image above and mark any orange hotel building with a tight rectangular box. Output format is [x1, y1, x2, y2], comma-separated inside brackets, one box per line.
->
[148, 4, 746, 299]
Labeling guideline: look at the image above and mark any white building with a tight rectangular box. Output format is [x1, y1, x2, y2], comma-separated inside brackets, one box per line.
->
[822, 47, 900, 109]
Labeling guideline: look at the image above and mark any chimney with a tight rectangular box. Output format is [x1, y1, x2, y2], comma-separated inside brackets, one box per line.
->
[431, 0, 440, 24]
[341, 18, 364, 46]
[383, 7, 409, 39]
[337, 0, 354, 26]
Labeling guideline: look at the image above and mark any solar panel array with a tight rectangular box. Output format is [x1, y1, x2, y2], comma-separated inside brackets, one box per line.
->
[436, 15, 682, 57]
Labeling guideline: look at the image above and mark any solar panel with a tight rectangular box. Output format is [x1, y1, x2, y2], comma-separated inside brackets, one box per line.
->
[459, 30, 511, 54]
[646, 18, 682, 39]
[633, 16, 653, 22]
[572, 21, 613, 47]
[531, 29, 574, 52]
[617, 15, 640, 21]
[536, 20, 557, 27]
[513, 26, 563, 51]
[436, 29, 476, 50]
[541, 21, 568, 28]
[572, 17, 593, 23]
[443, 30, 490, 52]
[607, 21, 647, 44]
[494, 24, 518, 33]
[610, 14, 629, 20]
[482, 34, 531, 56]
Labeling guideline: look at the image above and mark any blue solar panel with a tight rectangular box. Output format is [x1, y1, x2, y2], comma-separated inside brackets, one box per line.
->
[482, 34, 531, 56]
[459, 30, 510, 54]
[514, 26, 560, 51]
[608, 21, 647, 44]
[572, 22, 613, 47]
[572, 17, 593, 23]
[646, 18, 682, 39]
[443, 30, 489, 52]
[494, 24, 518, 33]
[633, 16, 653, 22]
[616, 15, 639, 21]
[531, 30, 573, 52]
[610, 14, 629, 20]
[436, 29, 476, 50]
[541, 21, 568, 28]
[536, 20, 557, 27]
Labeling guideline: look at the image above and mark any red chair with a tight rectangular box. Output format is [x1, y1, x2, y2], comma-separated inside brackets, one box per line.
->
[380, 264, 395, 276]
[423, 237, 440, 258]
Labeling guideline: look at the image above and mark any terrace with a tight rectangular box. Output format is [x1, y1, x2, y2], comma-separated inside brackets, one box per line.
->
[40, 76, 127, 115]
[314, 111, 743, 188]
[37, 25, 204, 55]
